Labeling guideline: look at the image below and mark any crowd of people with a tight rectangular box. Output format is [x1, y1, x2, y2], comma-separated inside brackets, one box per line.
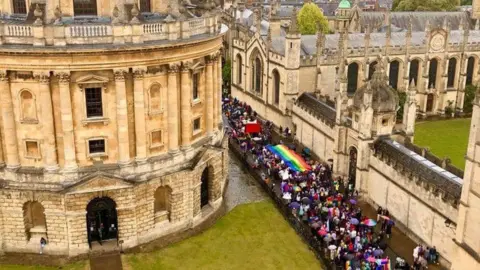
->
[223, 97, 438, 270]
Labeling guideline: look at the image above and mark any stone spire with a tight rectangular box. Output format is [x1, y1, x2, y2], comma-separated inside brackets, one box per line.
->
[288, 7, 299, 34]
[267, 25, 272, 49]
[316, 22, 325, 58]
[403, 79, 417, 136]
[385, 10, 391, 39]
[406, 15, 412, 39]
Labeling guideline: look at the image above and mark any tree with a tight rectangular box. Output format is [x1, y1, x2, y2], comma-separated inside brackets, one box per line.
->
[396, 91, 407, 121]
[463, 85, 477, 114]
[393, 0, 457, 11]
[297, 3, 329, 35]
[222, 59, 232, 96]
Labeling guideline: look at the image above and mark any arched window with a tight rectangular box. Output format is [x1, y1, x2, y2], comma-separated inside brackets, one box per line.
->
[272, 69, 280, 105]
[23, 201, 47, 241]
[20, 90, 37, 121]
[389, 60, 400, 89]
[447, 58, 457, 88]
[347, 63, 359, 94]
[73, 0, 98, 16]
[409, 59, 420, 85]
[428, 59, 438, 88]
[201, 167, 210, 207]
[466, 57, 475, 86]
[252, 57, 262, 93]
[13, 0, 27, 14]
[140, 0, 151, 12]
[236, 54, 243, 84]
[154, 186, 172, 223]
[149, 84, 162, 114]
[348, 147, 358, 187]
[368, 61, 378, 80]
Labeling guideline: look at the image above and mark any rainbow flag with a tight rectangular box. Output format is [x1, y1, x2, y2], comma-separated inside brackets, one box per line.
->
[266, 145, 311, 172]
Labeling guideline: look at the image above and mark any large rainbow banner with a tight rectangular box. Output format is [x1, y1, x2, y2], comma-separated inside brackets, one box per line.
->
[266, 145, 311, 172]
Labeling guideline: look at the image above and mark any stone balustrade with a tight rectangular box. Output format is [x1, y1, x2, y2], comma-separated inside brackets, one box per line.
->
[0, 14, 219, 47]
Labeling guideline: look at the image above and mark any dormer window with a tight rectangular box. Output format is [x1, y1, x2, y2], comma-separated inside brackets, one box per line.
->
[13, 0, 27, 14]
[73, 0, 98, 16]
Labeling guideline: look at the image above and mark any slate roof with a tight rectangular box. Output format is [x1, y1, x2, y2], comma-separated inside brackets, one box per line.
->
[269, 2, 340, 17]
[360, 11, 471, 31]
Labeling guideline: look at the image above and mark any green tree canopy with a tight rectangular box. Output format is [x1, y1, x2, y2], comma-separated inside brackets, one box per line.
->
[393, 0, 458, 11]
[297, 3, 329, 35]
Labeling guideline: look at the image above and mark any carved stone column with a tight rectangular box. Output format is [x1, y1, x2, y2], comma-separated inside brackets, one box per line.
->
[56, 71, 77, 171]
[133, 67, 147, 162]
[180, 62, 192, 148]
[206, 57, 214, 135]
[0, 71, 12, 167]
[212, 56, 218, 129]
[114, 69, 131, 165]
[167, 63, 180, 153]
[35, 72, 58, 171]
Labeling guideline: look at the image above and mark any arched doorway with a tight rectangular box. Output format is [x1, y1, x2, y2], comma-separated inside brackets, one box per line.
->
[426, 94, 435, 112]
[201, 168, 210, 208]
[86, 197, 118, 247]
[348, 147, 358, 191]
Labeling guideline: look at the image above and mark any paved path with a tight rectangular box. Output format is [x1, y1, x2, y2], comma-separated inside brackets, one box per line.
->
[90, 253, 123, 270]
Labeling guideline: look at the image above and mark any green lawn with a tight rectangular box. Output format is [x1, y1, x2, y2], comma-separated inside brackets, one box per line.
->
[0, 260, 87, 270]
[123, 201, 322, 270]
[414, 118, 471, 169]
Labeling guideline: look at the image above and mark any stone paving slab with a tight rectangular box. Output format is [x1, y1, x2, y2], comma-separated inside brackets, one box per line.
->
[90, 253, 123, 270]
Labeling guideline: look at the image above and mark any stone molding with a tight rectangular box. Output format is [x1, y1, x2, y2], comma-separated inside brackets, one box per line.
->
[114, 69, 128, 81]
[55, 71, 70, 84]
[0, 70, 8, 82]
[168, 63, 181, 73]
[133, 67, 147, 79]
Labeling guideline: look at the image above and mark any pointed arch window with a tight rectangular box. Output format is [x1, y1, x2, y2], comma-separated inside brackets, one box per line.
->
[409, 59, 419, 85]
[347, 63, 359, 94]
[236, 54, 243, 84]
[428, 59, 438, 88]
[272, 69, 280, 105]
[447, 58, 457, 88]
[389, 60, 400, 89]
[466, 57, 475, 86]
[252, 57, 263, 93]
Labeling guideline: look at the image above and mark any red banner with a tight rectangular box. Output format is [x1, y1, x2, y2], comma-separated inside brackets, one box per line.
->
[245, 123, 262, 133]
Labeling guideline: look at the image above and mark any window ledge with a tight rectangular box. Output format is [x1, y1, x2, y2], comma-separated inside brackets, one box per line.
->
[193, 129, 202, 136]
[149, 109, 165, 117]
[25, 155, 41, 161]
[82, 117, 109, 126]
[150, 143, 165, 150]
[191, 99, 202, 106]
[20, 119, 39, 125]
[88, 153, 108, 160]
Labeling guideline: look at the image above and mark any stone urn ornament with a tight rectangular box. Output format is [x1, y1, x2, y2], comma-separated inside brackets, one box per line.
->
[53, 6, 62, 24]
[131, 4, 140, 24]
[34, 4, 43, 25]
[112, 5, 121, 24]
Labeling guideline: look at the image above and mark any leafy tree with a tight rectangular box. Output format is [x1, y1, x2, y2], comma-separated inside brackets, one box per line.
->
[461, 0, 472, 5]
[297, 3, 329, 35]
[222, 59, 232, 96]
[393, 0, 457, 11]
[463, 85, 477, 114]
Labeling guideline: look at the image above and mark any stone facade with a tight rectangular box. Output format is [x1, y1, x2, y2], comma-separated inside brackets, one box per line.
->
[0, 0, 228, 256]
[226, 2, 480, 129]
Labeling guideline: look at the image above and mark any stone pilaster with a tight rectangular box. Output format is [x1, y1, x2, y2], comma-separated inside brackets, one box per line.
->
[133, 67, 147, 162]
[35, 72, 58, 171]
[167, 63, 180, 153]
[212, 56, 219, 129]
[205, 57, 214, 135]
[56, 71, 77, 171]
[217, 56, 223, 128]
[114, 69, 131, 165]
[180, 62, 192, 149]
[0, 71, 9, 167]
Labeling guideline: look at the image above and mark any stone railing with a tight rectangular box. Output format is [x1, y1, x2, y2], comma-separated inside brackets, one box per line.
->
[0, 14, 220, 47]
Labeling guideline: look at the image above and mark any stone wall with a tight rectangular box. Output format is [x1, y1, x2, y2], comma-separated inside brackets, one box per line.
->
[0, 137, 229, 256]
[367, 155, 458, 266]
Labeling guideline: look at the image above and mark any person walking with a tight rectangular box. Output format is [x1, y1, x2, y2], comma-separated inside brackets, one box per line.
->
[40, 237, 47, 254]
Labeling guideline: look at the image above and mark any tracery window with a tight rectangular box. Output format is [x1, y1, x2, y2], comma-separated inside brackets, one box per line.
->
[347, 63, 359, 94]
[389, 60, 400, 89]
[409, 59, 419, 85]
[73, 0, 98, 16]
[428, 59, 438, 88]
[447, 58, 457, 88]
[466, 57, 475, 86]
[272, 69, 280, 105]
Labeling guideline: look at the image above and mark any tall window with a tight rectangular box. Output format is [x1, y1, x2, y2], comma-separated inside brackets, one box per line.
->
[272, 69, 280, 105]
[466, 57, 475, 86]
[252, 57, 262, 93]
[347, 63, 359, 94]
[74, 0, 98, 16]
[389, 60, 400, 89]
[140, 0, 151, 12]
[192, 73, 199, 100]
[13, 0, 27, 14]
[409, 59, 419, 85]
[447, 58, 457, 88]
[428, 59, 438, 88]
[85, 88, 103, 118]
[236, 54, 242, 84]
[368, 61, 378, 80]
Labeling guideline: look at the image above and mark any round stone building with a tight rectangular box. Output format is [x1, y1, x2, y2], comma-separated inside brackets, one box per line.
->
[0, 0, 228, 256]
